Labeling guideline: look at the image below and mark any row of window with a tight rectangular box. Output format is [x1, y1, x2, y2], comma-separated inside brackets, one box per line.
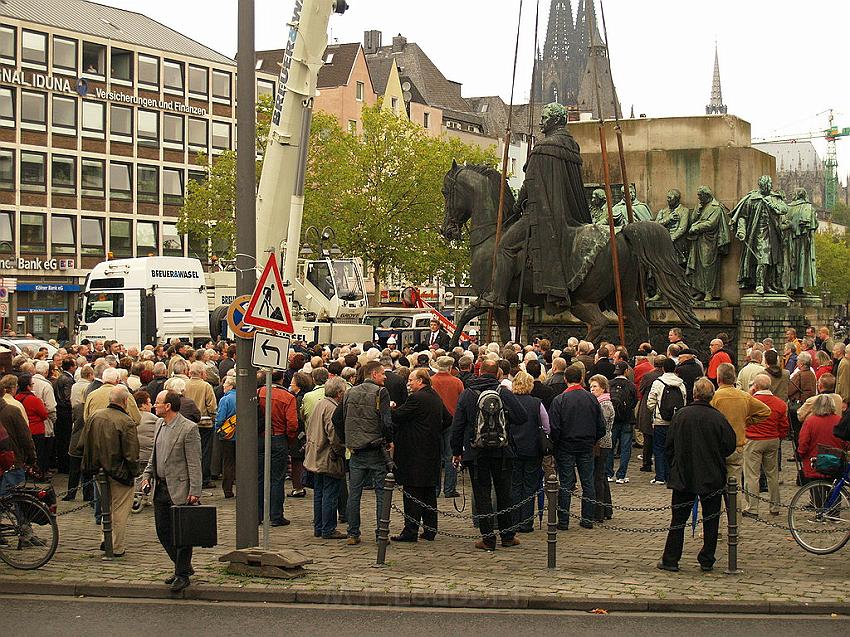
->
[0, 87, 232, 149]
[0, 149, 204, 204]
[0, 210, 184, 258]
[0, 24, 233, 101]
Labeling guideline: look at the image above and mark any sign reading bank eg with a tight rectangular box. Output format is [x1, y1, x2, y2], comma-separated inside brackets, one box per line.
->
[0, 257, 75, 271]
[0, 68, 207, 116]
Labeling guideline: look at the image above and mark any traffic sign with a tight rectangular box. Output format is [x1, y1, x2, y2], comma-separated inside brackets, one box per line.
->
[243, 253, 294, 333]
[226, 294, 257, 340]
[252, 332, 291, 370]
[0, 302, 7, 318]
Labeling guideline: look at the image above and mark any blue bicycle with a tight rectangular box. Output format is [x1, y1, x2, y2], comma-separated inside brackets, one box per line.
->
[788, 447, 850, 554]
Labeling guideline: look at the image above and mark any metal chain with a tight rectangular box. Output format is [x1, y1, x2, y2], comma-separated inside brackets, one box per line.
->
[556, 507, 725, 533]
[389, 503, 539, 540]
[558, 485, 727, 512]
[743, 510, 850, 534]
[395, 485, 543, 521]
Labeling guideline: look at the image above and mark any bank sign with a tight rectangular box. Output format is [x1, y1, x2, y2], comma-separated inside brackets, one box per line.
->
[1, 68, 207, 116]
[0, 257, 75, 271]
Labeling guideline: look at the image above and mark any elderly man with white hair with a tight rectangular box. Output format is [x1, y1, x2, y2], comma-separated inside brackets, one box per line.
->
[743, 374, 789, 518]
[84, 367, 142, 426]
[31, 359, 57, 441]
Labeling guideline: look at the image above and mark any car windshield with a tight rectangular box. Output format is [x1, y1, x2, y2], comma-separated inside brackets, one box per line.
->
[84, 292, 124, 321]
[332, 261, 363, 301]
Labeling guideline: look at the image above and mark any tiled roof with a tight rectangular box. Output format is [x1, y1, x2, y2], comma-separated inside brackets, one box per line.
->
[256, 42, 362, 90]
[0, 0, 235, 65]
[365, 56, 394, 95]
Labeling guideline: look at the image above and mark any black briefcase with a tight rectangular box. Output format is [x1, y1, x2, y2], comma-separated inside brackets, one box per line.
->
[171, 505, 218, 548]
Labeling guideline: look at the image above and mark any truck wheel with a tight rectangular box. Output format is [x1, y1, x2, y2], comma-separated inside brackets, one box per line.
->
[210, 304, 228, 341]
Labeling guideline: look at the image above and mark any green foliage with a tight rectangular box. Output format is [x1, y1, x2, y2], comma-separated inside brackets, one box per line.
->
[814, 230, 850, 303]
[831, 201, 850, 227]
[304, 102, 498, 302]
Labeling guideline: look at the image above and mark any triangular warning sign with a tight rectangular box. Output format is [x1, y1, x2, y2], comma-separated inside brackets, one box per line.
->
[243, 253, 294, 333]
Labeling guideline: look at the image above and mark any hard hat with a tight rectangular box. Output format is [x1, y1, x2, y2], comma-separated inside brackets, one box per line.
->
[468, 329, 478, 336]
[386, 336, 396, 344]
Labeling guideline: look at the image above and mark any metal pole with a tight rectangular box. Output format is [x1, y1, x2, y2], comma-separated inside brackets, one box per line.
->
[546, 474, 558, 569]
[262, 367, 272, 550]
[97, 469, 114, 559]
[725, 477, 741, 574]
[375, 472, 395, 566]
[235, 0, 258, 550]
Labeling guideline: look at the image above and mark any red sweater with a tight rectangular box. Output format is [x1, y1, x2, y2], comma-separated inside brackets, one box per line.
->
[15, 391, 49, 436]
[707, 351, 732, 380]
[633, 361, 653, 399]
[798, 414, 846, 478]
[747, 392, 789, 440]
[431, 372, 464, 416]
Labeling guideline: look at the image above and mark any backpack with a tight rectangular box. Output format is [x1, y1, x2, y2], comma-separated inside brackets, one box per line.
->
[609, 381, 633, 422]
[657, 379, 685, 422]
[471, 389, 508, 449]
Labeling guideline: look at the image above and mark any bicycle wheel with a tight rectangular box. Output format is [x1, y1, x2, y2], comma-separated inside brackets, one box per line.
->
[0, 493, 59, 569]
[788, 481, 850, 554]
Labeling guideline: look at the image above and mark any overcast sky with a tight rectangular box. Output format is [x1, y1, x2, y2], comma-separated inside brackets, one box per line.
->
[101, 0, 849, 182]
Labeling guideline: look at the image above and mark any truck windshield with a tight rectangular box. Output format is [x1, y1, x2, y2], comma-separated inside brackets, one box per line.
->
[332, 261, 363, 302]
[84, 292, 124, 322]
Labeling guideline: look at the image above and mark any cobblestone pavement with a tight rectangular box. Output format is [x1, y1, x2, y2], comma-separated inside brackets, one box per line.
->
[2, 440, 849, 606]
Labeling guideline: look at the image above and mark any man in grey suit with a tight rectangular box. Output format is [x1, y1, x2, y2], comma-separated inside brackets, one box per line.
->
[140, 391, 202, 593]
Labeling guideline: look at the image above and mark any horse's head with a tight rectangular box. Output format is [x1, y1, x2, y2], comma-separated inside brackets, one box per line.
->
[441, 160, 470, 242]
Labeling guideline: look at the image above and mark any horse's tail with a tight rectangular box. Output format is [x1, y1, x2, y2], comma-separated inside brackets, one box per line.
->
[621, 223, 700, 329]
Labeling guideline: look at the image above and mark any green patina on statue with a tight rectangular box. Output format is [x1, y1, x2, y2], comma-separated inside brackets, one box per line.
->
[612, 184, 653, 223]
[590, 188, 618, 228]
[686, 185, 731, 301]
[786, 187, 818, 293]
[655, 188, 691, 266]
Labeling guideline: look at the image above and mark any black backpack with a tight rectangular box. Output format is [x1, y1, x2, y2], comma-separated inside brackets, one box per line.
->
[657, 379, 685, 422]
[471, 389, 508, 449]
[609, 380, 633, 422]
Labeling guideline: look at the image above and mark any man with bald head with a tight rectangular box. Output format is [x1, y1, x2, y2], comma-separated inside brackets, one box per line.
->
[84, 367, 142, 427]
[79, 384, 139, 557]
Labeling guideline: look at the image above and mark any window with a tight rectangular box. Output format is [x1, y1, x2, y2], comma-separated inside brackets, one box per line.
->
[188, 118, 207, 150]
[109, 162, 132, 200]
[53, 37, 77, 72]
[257, 79, 275, 99]
[81, 159, 105, 197]
[20, 152, 46, 192]
[81, 217, 104, 255]
[211, 121, 230, 150]
[52, 95, 76, 135]
[137, 109, 158, 145]
[391, 96, 399, 114]
[52, 215, 76, 255]
[325, 53, 334, 64]
[85, 291, 123, 320]
[0, 150, 12, 190]
[423, 112, 430, 129]
[188, 170, 205, 186]
[348, 120, 357, 134]
[21, 91, 46, 130]
[109, 104, 132, 141]
[162, 168, 183, 205]
[22, 30, 47, 67]
[138, 54, 159, 87]
[163, 60, 184, 93]
[81, 100, 105, 137]
[51, 155, 76, 195]
[163, 113, 184, 147]
[355, 81, 365, 101]
[109, 219, 132, 258]
[82, 41, 106, 76]
[0, 26, 14, 63]
[162, 223, 183, 256]
[110, 48, 132, 82]
[212, 70, 231, 100]
[188, 65, 207, 97]
[137, 165, 158, 203]
[20, 213, 46, 253]
[0, 87, 13, 127]
[136, 221, 158, 255]
[0, 211, 12, 252]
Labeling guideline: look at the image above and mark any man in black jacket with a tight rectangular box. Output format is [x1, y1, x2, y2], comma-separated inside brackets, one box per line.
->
[526, 360, 556, 409]
[607, 362, 637, 482]
[637, 357, 665, 472]
[54, 357, 76, 473]
[549, 365, 605, 530]
[545, 357, 568, 395]
[420, 318, 450, 351]
[381, 356, 408, 407]
[674, 349, 703, 404]
[659, 377, 736, 573]
[451, 359, 527, 550]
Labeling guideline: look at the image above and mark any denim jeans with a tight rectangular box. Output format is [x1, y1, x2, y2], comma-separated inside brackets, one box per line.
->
[555, 450, 595, 527]
[653, 425, 669, 482]
[346, 449, 387, 539]
[436, 427, 457, 496]
[313, 473, 342, 537]
[607, 421, 634, 479]
[0, 467, 25, 496]
[511, 456, 540, 531]
[258, 434, 287, 523]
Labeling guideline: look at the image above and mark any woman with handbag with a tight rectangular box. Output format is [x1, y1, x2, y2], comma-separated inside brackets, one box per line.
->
[509, 371, 549, 533]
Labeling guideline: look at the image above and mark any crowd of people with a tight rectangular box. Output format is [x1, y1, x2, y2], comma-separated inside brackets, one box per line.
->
[1, 321, 850, 583]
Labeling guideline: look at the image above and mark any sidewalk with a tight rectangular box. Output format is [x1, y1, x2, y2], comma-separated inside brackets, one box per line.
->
[2, 445, 849, 613]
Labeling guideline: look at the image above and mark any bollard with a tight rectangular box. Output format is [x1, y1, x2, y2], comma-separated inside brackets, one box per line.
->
[724, 476, 741, 574]
[96, 469, 114, 559]
[375, 472, 396, 566]
[546, 475, 559, 569]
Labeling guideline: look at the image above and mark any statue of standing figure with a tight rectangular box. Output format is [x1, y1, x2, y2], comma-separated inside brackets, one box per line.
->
[730, 175, 789, 295]
[655, 188, 690, 266]
[786, 187, 818, 293]
[686, 186, 731, 301]
[612, 184, 653, 223]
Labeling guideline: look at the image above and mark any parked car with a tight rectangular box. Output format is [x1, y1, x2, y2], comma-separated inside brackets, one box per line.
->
[0, 338, 58, 358]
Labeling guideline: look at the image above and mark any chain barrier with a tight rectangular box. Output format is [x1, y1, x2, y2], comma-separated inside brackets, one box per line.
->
[558, 485, 727, 512]
[389, 503, 539, 541]
[395, 484, 543, 521]
[555, 507, 726, 534]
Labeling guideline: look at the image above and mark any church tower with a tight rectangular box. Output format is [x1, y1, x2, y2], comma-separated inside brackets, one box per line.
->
[575, 0, 621, 119]
[705, 44, 728, 115]
[540, 0, 579, 106]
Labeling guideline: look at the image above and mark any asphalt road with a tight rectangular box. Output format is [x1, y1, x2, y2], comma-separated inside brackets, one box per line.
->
[3, 595, 850, 636]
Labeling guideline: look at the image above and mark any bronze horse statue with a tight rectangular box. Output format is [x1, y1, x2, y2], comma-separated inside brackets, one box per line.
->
[440, 163, 699, 346]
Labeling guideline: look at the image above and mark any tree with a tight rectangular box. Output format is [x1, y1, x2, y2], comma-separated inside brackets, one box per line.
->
[177, 95, 273, 260]
[831, 201, 850, 228]
[304, 103, 497, 303]
[814, 230, 850, 304]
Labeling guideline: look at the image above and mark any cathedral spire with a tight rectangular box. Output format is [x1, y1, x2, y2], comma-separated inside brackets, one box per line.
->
[543, 0, 574, 63]
[706, 43, 727, 115]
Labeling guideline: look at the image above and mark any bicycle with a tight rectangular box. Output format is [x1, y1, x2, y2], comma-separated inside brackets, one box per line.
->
[788, 447, 850, 554]
[0, 485, 59, 569]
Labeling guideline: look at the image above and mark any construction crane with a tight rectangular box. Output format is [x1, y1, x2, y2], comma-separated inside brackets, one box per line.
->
[753, 109, 849, 210]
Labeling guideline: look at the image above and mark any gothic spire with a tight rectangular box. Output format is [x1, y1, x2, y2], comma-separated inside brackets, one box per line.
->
[706, 43, 727, 115]
[543, 0, 574, 63]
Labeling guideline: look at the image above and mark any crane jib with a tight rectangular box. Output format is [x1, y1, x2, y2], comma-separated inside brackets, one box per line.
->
[273, 0, 303, 126]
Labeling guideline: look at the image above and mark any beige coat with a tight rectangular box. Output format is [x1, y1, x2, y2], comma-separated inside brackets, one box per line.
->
[142, 413, 202, 504]
[303, 396, 345, 478]
[184, 377, 217, 427]
[837, 358, 850, 405]
[84, 383, 142, 426]
[797, 393, 845, 424]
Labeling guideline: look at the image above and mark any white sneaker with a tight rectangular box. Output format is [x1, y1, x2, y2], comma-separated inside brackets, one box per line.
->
[649, 479, 666, 485]
[606, 476, 614, 482]
[616, 477, 629, 484]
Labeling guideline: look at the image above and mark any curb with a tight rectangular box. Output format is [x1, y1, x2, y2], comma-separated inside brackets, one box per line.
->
[0, 579, 848, 615]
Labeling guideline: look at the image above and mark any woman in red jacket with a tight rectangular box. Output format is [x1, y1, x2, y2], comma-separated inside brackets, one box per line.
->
[797, 394, 846, 482]
[15, 373, 49, 477]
